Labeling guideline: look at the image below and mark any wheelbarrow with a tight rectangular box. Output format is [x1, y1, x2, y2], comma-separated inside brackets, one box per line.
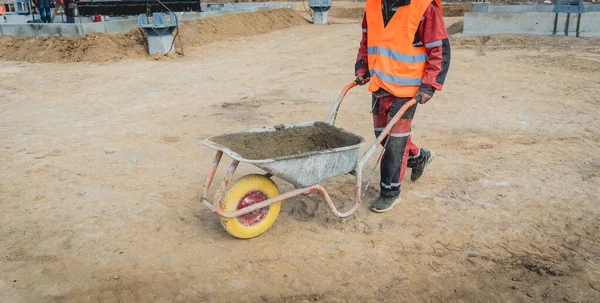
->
[201, 82, 417, 238]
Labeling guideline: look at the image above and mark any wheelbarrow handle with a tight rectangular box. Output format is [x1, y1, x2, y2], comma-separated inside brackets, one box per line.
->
[324, 81, 358, 124]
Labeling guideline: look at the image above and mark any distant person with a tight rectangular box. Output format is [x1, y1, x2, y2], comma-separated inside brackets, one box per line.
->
[63, 0, 75, 23]
[37, 0, 51, 23]
[1, 5, 6, 22]
[354, 0, 451, 212]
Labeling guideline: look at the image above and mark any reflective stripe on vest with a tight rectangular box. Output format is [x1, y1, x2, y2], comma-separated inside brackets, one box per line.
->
[369, 69, 422, 86]
[367, 46, 428, 64]
[366, 0, 433, 97]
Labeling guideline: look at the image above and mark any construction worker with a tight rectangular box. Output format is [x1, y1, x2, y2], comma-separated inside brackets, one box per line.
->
[37, 0, 52, 23]
[63, 0, 75, 23]
[355, 0, 450, 212]
[0, 5, 6, 22]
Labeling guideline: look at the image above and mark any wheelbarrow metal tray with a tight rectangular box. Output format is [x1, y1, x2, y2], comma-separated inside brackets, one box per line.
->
[202, 121, 365, 187]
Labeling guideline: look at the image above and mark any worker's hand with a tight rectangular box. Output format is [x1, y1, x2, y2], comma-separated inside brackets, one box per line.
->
[355, 59, 370, 86]
[356, 72, 370, 86]
[415, 85, 435, 104]
[415, 91, 432, 104]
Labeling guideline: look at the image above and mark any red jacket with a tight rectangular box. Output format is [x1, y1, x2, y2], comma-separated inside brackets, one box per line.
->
[356, 1, 450, 92]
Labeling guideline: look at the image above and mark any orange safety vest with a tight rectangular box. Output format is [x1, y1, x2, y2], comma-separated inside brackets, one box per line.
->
[366, 0, 437, 97]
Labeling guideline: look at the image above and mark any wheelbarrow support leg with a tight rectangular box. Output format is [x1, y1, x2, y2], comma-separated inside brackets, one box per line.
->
[213, 160, 240, 211]
[201, 151, 223, 209]
[316, 167, 364, 217]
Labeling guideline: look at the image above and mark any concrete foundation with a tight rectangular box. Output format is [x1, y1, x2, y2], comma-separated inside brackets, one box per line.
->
[471, 3, 600, 13]
[147, 31, 176, 55]
[0, 2, 295, 37]
[313, 11, 328, 25]
[200, 2, 293, 12]
[464, 12, 600, 37]
[0, 13, 135, 24]
[1, 14, 37, 24]
[309, 0, 332, 25]
[0, 18, 138, 36]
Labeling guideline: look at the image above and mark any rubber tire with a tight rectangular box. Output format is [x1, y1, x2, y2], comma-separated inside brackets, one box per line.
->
[220, 174, 281, 239]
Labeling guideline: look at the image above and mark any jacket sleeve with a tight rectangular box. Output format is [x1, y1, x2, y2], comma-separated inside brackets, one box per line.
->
[355, 13, 369, 75]
[418, 3, 451, 92]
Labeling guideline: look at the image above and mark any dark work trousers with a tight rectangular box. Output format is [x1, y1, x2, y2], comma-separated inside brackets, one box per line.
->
[37, 0, 51, 23]
[372, 92, 421, 198]
[64, 0, 75, 23]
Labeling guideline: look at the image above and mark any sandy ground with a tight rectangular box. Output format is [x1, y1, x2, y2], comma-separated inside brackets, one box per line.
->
[1, 13, 600, 303]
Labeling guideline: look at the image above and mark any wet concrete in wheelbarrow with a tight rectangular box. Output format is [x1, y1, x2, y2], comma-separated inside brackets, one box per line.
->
[211, 122, 363, 160]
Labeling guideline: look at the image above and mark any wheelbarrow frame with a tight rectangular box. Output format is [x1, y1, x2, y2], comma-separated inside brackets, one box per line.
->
[201, 82, 417, 219]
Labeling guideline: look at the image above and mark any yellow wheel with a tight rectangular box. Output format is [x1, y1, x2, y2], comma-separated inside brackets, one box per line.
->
[220, 174, 281, 239]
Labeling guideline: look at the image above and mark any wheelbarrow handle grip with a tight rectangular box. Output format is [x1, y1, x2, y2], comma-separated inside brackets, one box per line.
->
[324, 81, 358, 124]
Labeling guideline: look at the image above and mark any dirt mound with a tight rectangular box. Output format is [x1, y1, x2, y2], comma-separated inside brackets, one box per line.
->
[329, 6, 365, 19]
[447, 20, 464, 35]
[0, 31, 146, 63]
[0, 9, 307, 63]
[443, 3, 470, 17]
[178, 8, 307, 46]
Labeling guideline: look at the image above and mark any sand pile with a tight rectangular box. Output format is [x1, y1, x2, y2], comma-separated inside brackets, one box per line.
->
[178, 8, 306, 46]
[329, 6, 365, 19]
[446, 20, 464, 35]
[0, 31, 147, 63]
[0, 9, 307, 63]
[443, 3, 471, 17]
[211, 122, 362, 160]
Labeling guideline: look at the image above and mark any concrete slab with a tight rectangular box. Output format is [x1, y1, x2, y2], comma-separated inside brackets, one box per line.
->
[464, 12, 600, 37]
[471, 3, 600, 13]
[180, 2, 293, 21]
[470, 3, 491, 13]
[0, 23, 83, 36]
[80, 22, 106, 35]
[0, 13, 37, 24]
[313, 11, 328, 25]
[146, 31, 176, 55]
[178, 9, 250, 21]
[200, 2, 293, 12]
[102, 18, 138, 34]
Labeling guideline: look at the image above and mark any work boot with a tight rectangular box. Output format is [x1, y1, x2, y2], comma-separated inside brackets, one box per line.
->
[411, 148, 435, 182]
[370, 195, 402, 213]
